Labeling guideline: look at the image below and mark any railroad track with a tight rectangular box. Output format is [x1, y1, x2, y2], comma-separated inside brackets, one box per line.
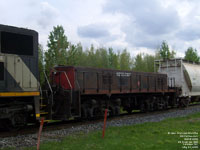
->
[0, 103, 200, 138]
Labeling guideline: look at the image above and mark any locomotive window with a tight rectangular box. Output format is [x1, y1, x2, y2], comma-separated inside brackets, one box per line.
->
[0, 62, 4, 80]
[1, 31, 33, 56]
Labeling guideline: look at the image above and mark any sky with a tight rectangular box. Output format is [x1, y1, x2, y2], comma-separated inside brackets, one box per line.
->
[1, 0, 200, 57]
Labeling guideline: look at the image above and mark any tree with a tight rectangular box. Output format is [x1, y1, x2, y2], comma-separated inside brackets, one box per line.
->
[45, 25, 69, 73]
[72, 42, 88, 66]
[119, 49, 133, 70]
[143, 54, 155, 72]
[134, 53, 144, 71]
[184, 47, 200, 62]
[95, 48, 109, 68]
[86, 44, 98, 67]
[159, 41, 176, 59]
[38, 44, 45, 86]
[67, 43, 78, 66]
[133, 53, 155, 72]
[108, 48, 119, 69]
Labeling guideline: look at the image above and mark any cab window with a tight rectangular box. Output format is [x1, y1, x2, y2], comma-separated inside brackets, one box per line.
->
[1, 31, 33, 56]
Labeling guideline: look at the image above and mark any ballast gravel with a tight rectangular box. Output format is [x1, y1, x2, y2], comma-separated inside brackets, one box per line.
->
[1, 106, 200, 149]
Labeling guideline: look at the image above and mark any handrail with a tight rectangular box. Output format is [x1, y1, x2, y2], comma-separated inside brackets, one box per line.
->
[39, 82, 43, 105]
[43, 70, 53, 94]
[39, 82, 42, 97]
[76, 80, 80, 90]
[63, 72, 72, 90]
[62, 71, 73, 104]
[168, 77, 175, 88]
[43, 70, 53, 119]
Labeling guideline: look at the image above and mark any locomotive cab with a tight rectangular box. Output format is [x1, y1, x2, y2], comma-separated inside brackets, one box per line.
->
[0, 24, 40, 129]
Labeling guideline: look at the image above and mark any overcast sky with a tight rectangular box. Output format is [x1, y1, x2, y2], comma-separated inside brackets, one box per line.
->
[1, 0, 200, 57]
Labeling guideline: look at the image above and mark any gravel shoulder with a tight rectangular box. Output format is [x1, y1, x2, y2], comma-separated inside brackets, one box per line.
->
[1, 105, 200, 149]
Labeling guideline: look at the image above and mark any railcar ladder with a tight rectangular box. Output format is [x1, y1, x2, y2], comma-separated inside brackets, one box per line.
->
[39, 71, 54, 122]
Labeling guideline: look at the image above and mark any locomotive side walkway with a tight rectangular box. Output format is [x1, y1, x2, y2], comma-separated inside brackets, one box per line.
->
[1, 104, 200, 149]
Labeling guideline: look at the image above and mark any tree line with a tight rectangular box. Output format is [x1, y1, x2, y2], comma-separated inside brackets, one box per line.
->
[39, 25, 200, 85]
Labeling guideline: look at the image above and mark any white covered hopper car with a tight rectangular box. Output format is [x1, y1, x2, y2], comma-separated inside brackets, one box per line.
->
[155, 58, 200, 106]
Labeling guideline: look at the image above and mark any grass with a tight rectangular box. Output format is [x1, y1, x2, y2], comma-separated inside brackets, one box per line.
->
[6, 112, 200, 150]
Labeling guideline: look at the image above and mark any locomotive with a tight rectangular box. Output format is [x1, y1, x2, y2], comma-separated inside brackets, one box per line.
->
[0, 24, 40, 129]
[1, 24, 200, 129]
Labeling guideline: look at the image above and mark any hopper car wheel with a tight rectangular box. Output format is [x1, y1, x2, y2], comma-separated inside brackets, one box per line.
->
[108, 106, 115, 116]
[140, 103, 146, 112]
[87, 108, 93, 118]
[81, 106, 87, 119]
[126, 108, 132, 114]
[164, 101, 169, 109]
[115, 106, 120, 115]
[179, 98, 190, 107]
[93, 107, 103, 117]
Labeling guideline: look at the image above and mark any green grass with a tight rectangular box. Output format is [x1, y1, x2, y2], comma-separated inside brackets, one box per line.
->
[8, 113, 200, 150]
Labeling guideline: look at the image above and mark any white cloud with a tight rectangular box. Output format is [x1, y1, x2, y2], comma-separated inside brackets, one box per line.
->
[36, 2, 60, 29]
[0, 0, 200, 57]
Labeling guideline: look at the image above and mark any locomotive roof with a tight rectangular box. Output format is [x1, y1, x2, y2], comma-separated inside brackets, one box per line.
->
[0, 24, 38, 35]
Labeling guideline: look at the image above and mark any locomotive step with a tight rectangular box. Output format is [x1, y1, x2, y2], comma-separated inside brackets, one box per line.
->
[40, 120, 50, 123]
[40, 112, 48, 115]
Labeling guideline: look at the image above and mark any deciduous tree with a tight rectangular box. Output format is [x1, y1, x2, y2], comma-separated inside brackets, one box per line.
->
[45, 25, 69, 73]
[38, 44, 45, 86]
[159, 41, 176, 59]
[184, 47, 200, 62]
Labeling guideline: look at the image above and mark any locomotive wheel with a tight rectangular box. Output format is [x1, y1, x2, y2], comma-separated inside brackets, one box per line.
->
[3, 119, 20, 131]
[3, 113, 27, 131]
